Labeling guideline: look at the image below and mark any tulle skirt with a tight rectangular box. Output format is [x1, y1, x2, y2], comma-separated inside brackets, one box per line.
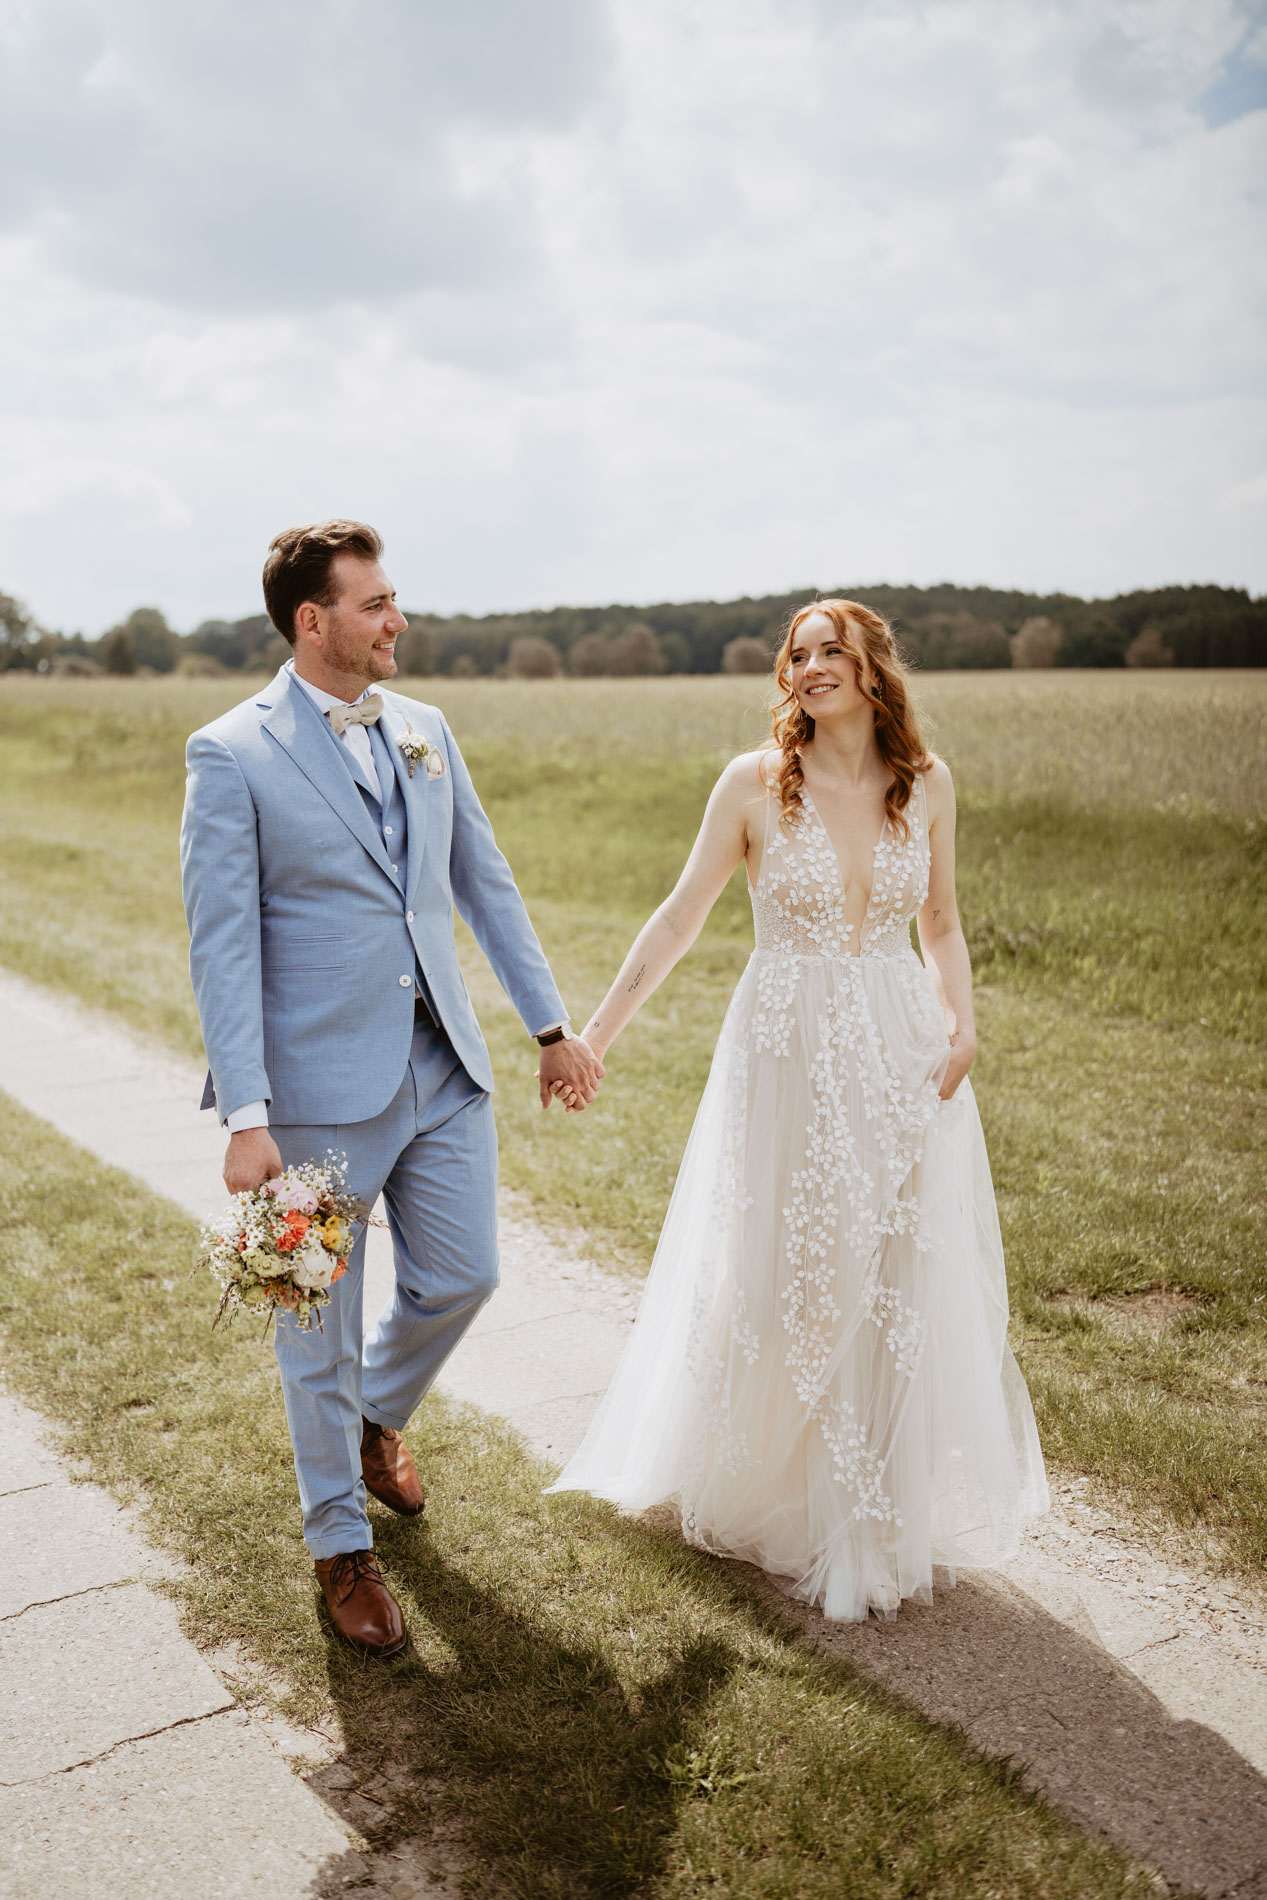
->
[549, 948, 1048, 1622]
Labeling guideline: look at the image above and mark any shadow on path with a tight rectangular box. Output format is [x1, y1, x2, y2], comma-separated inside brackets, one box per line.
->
[303, 1492, 1267, 1900]
[757, 1550, 1267, 1900]
[307, 1515, 745, 1898]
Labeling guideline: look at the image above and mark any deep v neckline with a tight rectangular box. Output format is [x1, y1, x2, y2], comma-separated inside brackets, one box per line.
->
[799, 789, 890, 941]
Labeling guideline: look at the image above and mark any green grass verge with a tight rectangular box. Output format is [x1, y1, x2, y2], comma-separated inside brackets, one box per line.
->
[0, 1094, 1161, 1900]
[0, 672, 1264, 1570]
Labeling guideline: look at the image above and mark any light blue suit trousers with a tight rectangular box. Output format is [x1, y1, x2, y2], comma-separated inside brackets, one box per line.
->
[272, 1015, 497, 1559]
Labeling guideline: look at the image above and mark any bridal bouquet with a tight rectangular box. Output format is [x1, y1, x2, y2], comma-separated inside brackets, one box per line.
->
[195, 1156, 370, 1333]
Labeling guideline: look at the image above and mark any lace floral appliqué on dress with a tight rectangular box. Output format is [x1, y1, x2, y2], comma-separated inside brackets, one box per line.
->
[549, 766, 1048, 1621]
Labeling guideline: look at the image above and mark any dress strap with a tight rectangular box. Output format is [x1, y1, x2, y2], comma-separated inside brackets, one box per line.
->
[916, 766, 930, 853]
[758, 750, 779, 875]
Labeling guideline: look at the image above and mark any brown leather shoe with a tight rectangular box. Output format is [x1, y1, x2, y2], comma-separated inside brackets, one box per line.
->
[313, 1549, 406, 1658]
[361, 1417, 425, 1517]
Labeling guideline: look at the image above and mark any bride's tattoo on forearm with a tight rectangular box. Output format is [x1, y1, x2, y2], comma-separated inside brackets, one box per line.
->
[627, 964, 646, 994]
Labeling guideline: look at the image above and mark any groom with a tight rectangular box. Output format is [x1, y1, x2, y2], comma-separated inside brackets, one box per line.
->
[180, 519, 602, 1658]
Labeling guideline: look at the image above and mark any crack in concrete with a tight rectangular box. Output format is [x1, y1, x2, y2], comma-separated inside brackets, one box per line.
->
[474, 1306, 596, 1336]
[0, 1702, 238, 1789]
[0, 1576, 139, 1623]
[0, 1478, 59, 1500]
[1119, 1629, 1183, 1660]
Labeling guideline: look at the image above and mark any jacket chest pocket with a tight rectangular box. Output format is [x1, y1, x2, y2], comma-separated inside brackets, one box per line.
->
[264, 933, 359, 972]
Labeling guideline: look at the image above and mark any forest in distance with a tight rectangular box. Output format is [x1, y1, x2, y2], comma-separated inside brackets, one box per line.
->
[2, 577, 1264, 679]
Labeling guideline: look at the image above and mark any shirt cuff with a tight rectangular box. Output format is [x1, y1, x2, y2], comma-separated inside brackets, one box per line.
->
[225, 1100, 269, 1133]
[533, 1021, 569, 1040]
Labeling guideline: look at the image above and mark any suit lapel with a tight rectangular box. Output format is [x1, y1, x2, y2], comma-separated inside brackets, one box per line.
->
[380, 698, 428, 907]
[261, 671, 395, 880]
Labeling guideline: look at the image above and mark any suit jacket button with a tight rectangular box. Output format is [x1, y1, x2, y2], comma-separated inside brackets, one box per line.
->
[399, 975, 412, 987]
[406, 910, 414, 923]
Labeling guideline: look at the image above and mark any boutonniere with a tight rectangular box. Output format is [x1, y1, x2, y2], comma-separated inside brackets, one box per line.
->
[397, 725, 446, 780]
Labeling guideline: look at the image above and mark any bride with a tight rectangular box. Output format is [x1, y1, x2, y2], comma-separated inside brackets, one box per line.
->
[547, 599, 1048, 1621]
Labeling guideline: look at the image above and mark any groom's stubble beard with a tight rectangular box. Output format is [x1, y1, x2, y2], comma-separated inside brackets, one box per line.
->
[324, 605, 400, 688]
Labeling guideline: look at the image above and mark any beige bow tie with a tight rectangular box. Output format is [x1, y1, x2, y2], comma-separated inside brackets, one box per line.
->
[327, 694, 384, 737]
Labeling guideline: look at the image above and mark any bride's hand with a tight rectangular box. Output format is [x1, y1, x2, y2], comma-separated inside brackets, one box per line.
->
[938, 1029, 976, 1100]
[537, 1034, 605, 1112]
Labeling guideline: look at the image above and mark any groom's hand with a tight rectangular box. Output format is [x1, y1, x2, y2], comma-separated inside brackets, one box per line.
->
[224, 1127, 284, 1193]
[536, 1036, 604, 1112]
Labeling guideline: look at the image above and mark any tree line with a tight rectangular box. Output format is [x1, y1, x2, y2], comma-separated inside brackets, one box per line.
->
[3, 580, 1263, 677]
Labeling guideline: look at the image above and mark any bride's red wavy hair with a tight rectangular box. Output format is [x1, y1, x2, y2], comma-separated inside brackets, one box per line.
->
[769, 599, 929, 839]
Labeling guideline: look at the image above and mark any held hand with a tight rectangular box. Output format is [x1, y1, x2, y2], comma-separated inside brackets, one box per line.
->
[536, 1035, 605, 1112]
[224, 1126, 284, 1193]
[938, 1031, 976, 1101]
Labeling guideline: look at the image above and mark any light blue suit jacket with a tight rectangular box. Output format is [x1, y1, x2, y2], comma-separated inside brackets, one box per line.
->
[180, 664, 565, 1125]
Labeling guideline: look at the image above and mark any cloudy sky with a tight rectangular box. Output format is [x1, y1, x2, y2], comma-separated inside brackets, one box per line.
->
[1, 0, 1264, 634]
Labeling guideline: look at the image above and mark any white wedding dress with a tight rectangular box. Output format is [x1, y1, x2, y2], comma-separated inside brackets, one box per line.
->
[549, 768, 1048, 1621]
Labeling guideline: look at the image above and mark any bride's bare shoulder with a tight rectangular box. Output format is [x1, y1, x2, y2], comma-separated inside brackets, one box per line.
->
[920, 752, 955, 817]
[718, 747, 778, 797]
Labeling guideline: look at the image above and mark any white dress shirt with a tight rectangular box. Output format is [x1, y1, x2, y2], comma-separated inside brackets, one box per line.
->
[289, 664, 383, 799]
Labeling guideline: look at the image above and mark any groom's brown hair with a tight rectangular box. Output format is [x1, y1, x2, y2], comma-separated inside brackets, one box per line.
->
[263, 519, 384, 644]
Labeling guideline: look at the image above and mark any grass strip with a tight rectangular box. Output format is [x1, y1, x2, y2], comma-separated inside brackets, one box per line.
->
[0, 1093, 1163, 1900]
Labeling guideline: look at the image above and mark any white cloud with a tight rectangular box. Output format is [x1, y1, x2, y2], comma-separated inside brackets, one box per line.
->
[0, 0, 1262, 631]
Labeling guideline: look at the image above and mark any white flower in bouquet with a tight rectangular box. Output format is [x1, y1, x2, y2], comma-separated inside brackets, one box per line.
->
[290, 1240, 338, 1292]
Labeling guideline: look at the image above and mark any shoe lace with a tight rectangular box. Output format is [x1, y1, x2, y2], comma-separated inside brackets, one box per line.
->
[326, 1549, 386, 1607]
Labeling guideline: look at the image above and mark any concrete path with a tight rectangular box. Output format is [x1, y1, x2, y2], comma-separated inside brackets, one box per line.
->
[0, 1384, 368, 1898]
[1, 965, 1266, 1899]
